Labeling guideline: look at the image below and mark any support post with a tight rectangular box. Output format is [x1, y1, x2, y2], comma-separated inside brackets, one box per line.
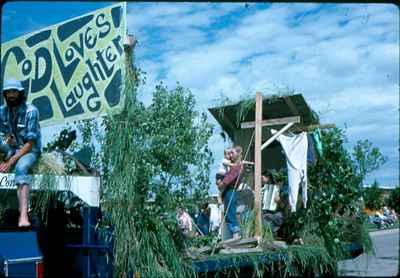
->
[254, 92, 263, 241]
[124, 34, 137, 87]
[261, 122, 295, 151]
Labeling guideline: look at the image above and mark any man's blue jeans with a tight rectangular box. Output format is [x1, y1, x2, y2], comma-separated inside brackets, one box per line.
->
[14, 152, 39, 186]
[223, 188, 240, 235]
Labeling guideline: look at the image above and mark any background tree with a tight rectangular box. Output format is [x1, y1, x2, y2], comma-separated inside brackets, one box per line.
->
[386, 187, 400, 213]
[352, 139, 387, 186]
[145, 84, 213, 213]
[363, 180, 384, 211]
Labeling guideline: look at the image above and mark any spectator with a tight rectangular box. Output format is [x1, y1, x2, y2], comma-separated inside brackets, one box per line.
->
[177, 207, 193, 235]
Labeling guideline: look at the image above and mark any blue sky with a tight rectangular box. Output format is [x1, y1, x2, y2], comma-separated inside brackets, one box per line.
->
[1, 2, 399, 193]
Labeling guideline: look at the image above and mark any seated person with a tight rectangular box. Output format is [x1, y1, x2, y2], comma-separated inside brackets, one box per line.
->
[261, 173, 286, 238]
[0, 78, 42, 228]
[196, 202, 211, 236]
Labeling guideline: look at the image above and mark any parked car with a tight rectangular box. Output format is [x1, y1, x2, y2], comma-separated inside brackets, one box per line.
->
[369, 213, 390, 229]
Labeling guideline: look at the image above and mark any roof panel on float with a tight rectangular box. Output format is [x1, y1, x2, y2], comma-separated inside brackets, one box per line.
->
[208, 94, 319, 141]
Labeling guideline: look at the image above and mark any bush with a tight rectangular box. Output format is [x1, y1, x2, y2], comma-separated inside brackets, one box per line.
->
[386, 187, 400, 213]
[285, 128, 382, 259]
[363, 180, 384, 211]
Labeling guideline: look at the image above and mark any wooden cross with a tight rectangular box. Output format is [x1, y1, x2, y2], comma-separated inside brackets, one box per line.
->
[246, 92, 301, 241]
[243, 93, 334, 241]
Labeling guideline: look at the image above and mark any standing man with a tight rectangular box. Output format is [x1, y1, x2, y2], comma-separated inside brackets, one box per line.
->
[217, 146, 243, 239]
[0, 78, 41, 228]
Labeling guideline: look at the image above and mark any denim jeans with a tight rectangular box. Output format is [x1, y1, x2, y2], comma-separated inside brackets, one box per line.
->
[223, 189, 240, 234]
[14, 152, 39, 186]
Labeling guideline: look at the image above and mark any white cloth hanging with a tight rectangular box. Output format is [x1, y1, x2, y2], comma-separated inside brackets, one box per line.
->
[277, 132, 308, 212]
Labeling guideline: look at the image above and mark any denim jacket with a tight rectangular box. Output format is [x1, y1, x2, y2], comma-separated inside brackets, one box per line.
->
[0, 103, 42, 154]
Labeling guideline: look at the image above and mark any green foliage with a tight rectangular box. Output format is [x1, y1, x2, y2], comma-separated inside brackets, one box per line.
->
[29, 173, 73, 226]
[353, 139, 387, 183]
[42, 127, 80, 174]
[240, 209, 274, 241]
[284, 128, 382, 262]
[282, 245, 335, 277]
[74, 48, 213, 276]
[341, 215, 373, 253]
[363, 180, 384, 211]
[145, 84, 213, 212]
[199, 245, 335, 278]
[214, 90, 294, 128]
[102, 82, 213, 276]
[386, 186, 400, 213]
[189, 233, 219, 248]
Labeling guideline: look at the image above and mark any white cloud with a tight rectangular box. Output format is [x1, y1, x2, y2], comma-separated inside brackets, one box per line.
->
[128, 3, 399, 186]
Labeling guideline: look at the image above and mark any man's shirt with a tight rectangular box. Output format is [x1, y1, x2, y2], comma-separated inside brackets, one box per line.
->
[0, 103, 42, 154]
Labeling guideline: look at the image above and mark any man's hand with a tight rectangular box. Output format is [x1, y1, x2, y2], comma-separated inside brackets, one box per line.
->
[0, 157, 16, 173]
[1, 141, 34, 173]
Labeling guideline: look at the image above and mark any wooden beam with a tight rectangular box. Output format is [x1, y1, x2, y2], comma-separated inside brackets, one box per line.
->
[290, 123, 336, 132]
[261, 122, 294, 151]
[241, 116, 300, 129]
[254, 92, 263, 241]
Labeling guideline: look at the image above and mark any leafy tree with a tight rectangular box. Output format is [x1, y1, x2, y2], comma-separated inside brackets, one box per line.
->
[363, 180, 384, 211]
[386, 187, 400, 213]
[145, 84, 213, 212]
[303, 129, 362, 255]
[74, 48, 213, 277]
[285, 128, 385, 261]
[352, 139, 387, 185]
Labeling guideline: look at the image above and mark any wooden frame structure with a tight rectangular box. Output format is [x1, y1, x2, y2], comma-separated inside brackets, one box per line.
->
[208, 92, 334, 243]
[247, 93, 302, 240]
[243, 93, 335, 241]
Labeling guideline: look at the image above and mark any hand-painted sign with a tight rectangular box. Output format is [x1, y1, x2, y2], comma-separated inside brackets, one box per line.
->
[1, 3, 126, 127]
